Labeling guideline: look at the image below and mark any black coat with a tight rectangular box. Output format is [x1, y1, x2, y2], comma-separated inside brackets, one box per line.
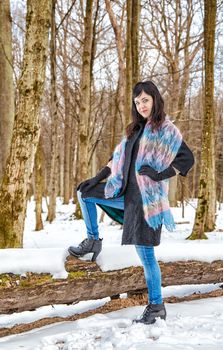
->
[81, 122, 194, 246]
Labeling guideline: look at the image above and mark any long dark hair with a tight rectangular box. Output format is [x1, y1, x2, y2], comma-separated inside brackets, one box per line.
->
[126, 81, 166, 139]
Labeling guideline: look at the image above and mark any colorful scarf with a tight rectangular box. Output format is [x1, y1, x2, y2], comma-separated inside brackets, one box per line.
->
[104, 117, 182, 232]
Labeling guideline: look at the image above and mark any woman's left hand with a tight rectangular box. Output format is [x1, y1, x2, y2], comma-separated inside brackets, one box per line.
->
[138, 165, 176, 181]
[138, 165, 158, 181]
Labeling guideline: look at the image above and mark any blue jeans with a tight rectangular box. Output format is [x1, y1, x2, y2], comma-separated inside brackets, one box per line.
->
[135, 245, 162, 304]
[77, 190, 163, 304]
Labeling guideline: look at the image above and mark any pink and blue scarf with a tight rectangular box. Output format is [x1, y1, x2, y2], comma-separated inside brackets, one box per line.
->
[104, 118, 182, 232]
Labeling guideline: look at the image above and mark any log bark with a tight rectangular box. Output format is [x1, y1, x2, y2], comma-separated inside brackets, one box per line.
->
[0, 258, 222, 314]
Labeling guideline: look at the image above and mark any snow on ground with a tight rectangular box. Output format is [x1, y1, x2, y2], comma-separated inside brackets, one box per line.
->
[0, 199, 223, 348]
[0, 298, 110, 329]
[0, 283, 222, 329]
[0, 198, 222, 276]
[0, 297, 223, 350]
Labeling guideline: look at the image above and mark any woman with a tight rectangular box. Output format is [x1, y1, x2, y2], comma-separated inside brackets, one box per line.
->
[68, 81, 194, 325]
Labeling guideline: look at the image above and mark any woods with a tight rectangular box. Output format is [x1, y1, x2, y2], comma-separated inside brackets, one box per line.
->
[0, 0, 223, 339]
[0, 0, 221, 247]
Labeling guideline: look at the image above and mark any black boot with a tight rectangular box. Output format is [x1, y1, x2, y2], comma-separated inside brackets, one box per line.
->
[133, 303, 166, 325]
[68, 238, 102, 262]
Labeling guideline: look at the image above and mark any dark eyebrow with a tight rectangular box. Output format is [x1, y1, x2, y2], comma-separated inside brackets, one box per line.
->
[134, 97, 149, 102]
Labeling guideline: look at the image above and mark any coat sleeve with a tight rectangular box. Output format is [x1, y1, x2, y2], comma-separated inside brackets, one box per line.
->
[170, 140, 194, 177]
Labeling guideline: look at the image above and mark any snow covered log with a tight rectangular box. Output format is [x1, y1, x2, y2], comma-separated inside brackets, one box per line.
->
[0, 257, 223, 314]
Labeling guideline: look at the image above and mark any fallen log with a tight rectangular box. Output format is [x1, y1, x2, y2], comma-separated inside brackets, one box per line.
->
[1, 287, 223, 338]
[0, 257, 223, 314]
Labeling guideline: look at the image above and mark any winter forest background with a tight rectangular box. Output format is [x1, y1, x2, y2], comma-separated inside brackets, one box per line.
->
[0, 0, 223, 348]
[0, 0, 222, 245]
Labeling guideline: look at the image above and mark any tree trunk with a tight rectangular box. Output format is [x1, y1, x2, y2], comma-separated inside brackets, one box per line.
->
[75, 0, 94, 217]
[0, 0, 14, 182]
[59, 138, 64, 197]
[0, 0, 52, 248]
[0, 258, 222, 314]
[168, 176, 178, 207]
[110, 89, 118, 152]
[125, 0, 133, 128]
[105, 0, 126, 129]
[132, 0, 140, 86]
[187, 0, 216, 239]
[47, 0, 59, 222]
[34, 140, 44, 231]
[69, 117, 75, 198]
[125, 0, 140, 128]
[63, 27, 72, 204]
[77, 0, 93, 181]
[204, 0, 216, 231]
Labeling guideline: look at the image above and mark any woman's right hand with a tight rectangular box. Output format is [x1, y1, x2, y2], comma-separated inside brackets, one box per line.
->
[77, 165, 111, 192]
[77, 177, 98, 192]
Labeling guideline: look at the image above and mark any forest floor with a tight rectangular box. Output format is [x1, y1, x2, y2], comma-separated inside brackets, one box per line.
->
[0, 287, 223, 338]
[0, 198, 222, 349]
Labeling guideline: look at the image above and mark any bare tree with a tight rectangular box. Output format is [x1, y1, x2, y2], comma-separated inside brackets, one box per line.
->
[125, 0, 140, 127]
[47, 0, 60, 222]
[143, 0, 202, 119]
[142, 0, 202, 206]
[62, 18, 72, 204]
[187, 0, 217, 239]
[74, 0, 94, 218]
[0, 0, 14, 181]
[0, 0, 52, 248]
[132, 0, 140, 86]
[77, 0, 94, 181]
[105, 0, 126, 129]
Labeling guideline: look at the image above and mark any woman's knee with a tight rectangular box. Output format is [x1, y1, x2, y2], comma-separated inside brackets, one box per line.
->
[135, 245, 155, 264]
[135, 245, 154, 254]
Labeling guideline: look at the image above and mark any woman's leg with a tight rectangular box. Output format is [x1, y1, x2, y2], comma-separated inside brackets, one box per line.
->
[135, 245, 162, 304]
[68, 191, 124, 260]
[77, 190, 124, 240]
[77, 190, 99, 240]
[134, 245, 166, 324]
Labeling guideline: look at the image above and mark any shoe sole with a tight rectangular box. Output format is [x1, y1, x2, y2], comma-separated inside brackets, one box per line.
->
[68, 247, 100, 262]
[133, 316, 166, 325]
[68, 247, 84, 258]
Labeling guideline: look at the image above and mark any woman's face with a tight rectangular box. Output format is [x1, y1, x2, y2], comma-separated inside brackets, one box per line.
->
[134, 91, 153, 119]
